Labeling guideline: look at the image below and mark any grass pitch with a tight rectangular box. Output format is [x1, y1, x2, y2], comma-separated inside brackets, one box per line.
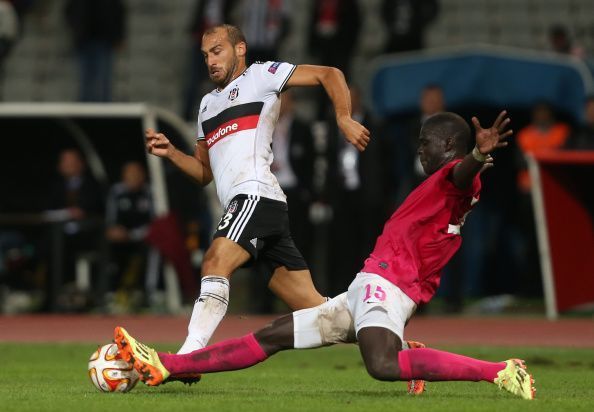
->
[1, 343, 593, 412]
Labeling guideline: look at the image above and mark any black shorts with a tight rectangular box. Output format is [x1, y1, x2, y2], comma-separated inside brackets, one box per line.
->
[213, 194, 308, 272]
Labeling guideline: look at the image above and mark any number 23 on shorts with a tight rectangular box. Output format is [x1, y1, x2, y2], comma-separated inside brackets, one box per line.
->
[218, 212, 233, 230]
[363, 284, 387, 302]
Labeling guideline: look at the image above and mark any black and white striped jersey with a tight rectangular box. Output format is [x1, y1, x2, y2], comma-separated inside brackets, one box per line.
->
[197, 61, 297, 209]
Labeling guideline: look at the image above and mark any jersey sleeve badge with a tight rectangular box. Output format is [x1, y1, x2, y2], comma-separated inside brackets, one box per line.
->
[268, 62, 282, 74]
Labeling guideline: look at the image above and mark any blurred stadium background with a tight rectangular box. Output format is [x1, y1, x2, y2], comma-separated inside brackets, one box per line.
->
[0, 0, 593, 322]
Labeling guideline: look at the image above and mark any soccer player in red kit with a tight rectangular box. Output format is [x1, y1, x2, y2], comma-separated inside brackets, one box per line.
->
[115, 111, 536, 400]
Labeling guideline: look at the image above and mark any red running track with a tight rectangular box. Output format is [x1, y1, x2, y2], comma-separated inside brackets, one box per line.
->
[1, 315, 593, 347]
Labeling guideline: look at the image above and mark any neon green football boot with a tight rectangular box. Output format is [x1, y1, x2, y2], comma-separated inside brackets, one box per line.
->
[494, 359, 536, 400]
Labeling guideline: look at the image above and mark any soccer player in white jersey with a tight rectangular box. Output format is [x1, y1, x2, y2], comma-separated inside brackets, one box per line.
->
[145, 24, 371, 358]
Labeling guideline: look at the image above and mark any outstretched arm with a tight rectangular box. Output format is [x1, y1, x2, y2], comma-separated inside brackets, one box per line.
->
[146, 128, 213, 186]
[286, 65, 370, 151]
[452, 110, 512, 189]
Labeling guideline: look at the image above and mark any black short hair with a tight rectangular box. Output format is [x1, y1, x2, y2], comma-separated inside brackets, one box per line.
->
[204, 24, 247, 47]
[421, 112, 471, 152]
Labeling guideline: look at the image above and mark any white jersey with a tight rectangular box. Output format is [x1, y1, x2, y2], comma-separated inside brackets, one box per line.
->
[197, 61, 297, 208]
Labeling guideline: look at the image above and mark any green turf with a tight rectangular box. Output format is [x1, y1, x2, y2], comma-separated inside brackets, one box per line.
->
[1, 343, 593, 412]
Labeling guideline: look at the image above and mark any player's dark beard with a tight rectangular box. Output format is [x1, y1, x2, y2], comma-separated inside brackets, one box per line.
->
[218, 56, 239, 89]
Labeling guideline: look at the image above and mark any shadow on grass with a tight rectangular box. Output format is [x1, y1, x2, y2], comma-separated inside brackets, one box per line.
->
[127, 385, 520, 401]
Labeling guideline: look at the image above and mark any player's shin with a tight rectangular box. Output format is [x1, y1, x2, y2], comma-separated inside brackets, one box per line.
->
[161, 333, 268, 375]
[397, 348, 505, 382]
[178, 276, 230, 354]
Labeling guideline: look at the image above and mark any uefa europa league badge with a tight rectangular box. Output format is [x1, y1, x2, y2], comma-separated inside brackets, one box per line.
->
[229, 86, 239, 101]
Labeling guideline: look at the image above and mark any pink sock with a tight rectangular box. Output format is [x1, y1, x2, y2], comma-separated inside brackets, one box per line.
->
[398, 348, 505, 382]
[159, 333, 268, 376]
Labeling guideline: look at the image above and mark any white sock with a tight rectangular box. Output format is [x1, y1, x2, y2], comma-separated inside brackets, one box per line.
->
[177, 276, 230, 354]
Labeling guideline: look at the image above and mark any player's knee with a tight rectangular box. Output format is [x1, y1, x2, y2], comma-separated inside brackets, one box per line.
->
[201, 247, 227, 273]
[254, 315, 294, 355]
[364, 355, 399, 382]
[201, 254, 219, 273]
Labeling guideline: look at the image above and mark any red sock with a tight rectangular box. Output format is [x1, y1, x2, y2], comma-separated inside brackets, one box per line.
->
[159, 333, 268, 376]
[398, 348, 505, 382]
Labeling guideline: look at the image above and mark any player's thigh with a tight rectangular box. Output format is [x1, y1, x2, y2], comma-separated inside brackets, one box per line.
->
[269, 266, 325, 310]
[263, 233, 324, 309]
[346, 272, 416, 337]
[201, 237, 250, 276]
[292, 292, 356, 348]
[207, 195, 264, 276]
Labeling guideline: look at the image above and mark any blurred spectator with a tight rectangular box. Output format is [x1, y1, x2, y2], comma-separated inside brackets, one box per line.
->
[549, 24, 584, 59]
[231, 0, 290, 64]
[47, 149, 104, 219]
[412, 84, 445, 177]
[64, 0, 126, 102]
[308, 0, 360, 119]
[102, 162, 155, 311]
[144, 160, 211, 303]
[325, 85, 389, 296]
[308, 0, 360, 80]
[509, 104, 572, 301]
[7, 0, 35, 32]
[564, 96, 594, 150]
[105, 162, 153, 251]
[249, 90, 315, 312]
[564, 97, 594, 227]
[517, 102, 571, 192]
[182, 0, 232, 120]
[0, 0, 17, 100]
[45, 149, 104, 310]
[382, 0, 439, 53]
[418, 84, 445, 121]
[395, 84, 445, 205]
[0, 0, 18, 60]
[271, 90, 315, 262]
[0, 230, 38, 313]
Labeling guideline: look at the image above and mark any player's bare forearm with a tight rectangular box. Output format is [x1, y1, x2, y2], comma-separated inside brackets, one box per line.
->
[168, 145, 213, 186]
[317, 67, 351, 120]
[452, 154, 486, 189]
[146, 128, 213, 186]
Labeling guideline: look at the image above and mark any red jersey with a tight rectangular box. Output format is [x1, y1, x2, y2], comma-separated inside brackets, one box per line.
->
[361, 160, 481, 304]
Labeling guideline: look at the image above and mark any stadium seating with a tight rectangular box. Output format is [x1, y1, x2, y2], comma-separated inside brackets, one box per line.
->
[425, 0, 593, 51]
[1, 0, 593, 113]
